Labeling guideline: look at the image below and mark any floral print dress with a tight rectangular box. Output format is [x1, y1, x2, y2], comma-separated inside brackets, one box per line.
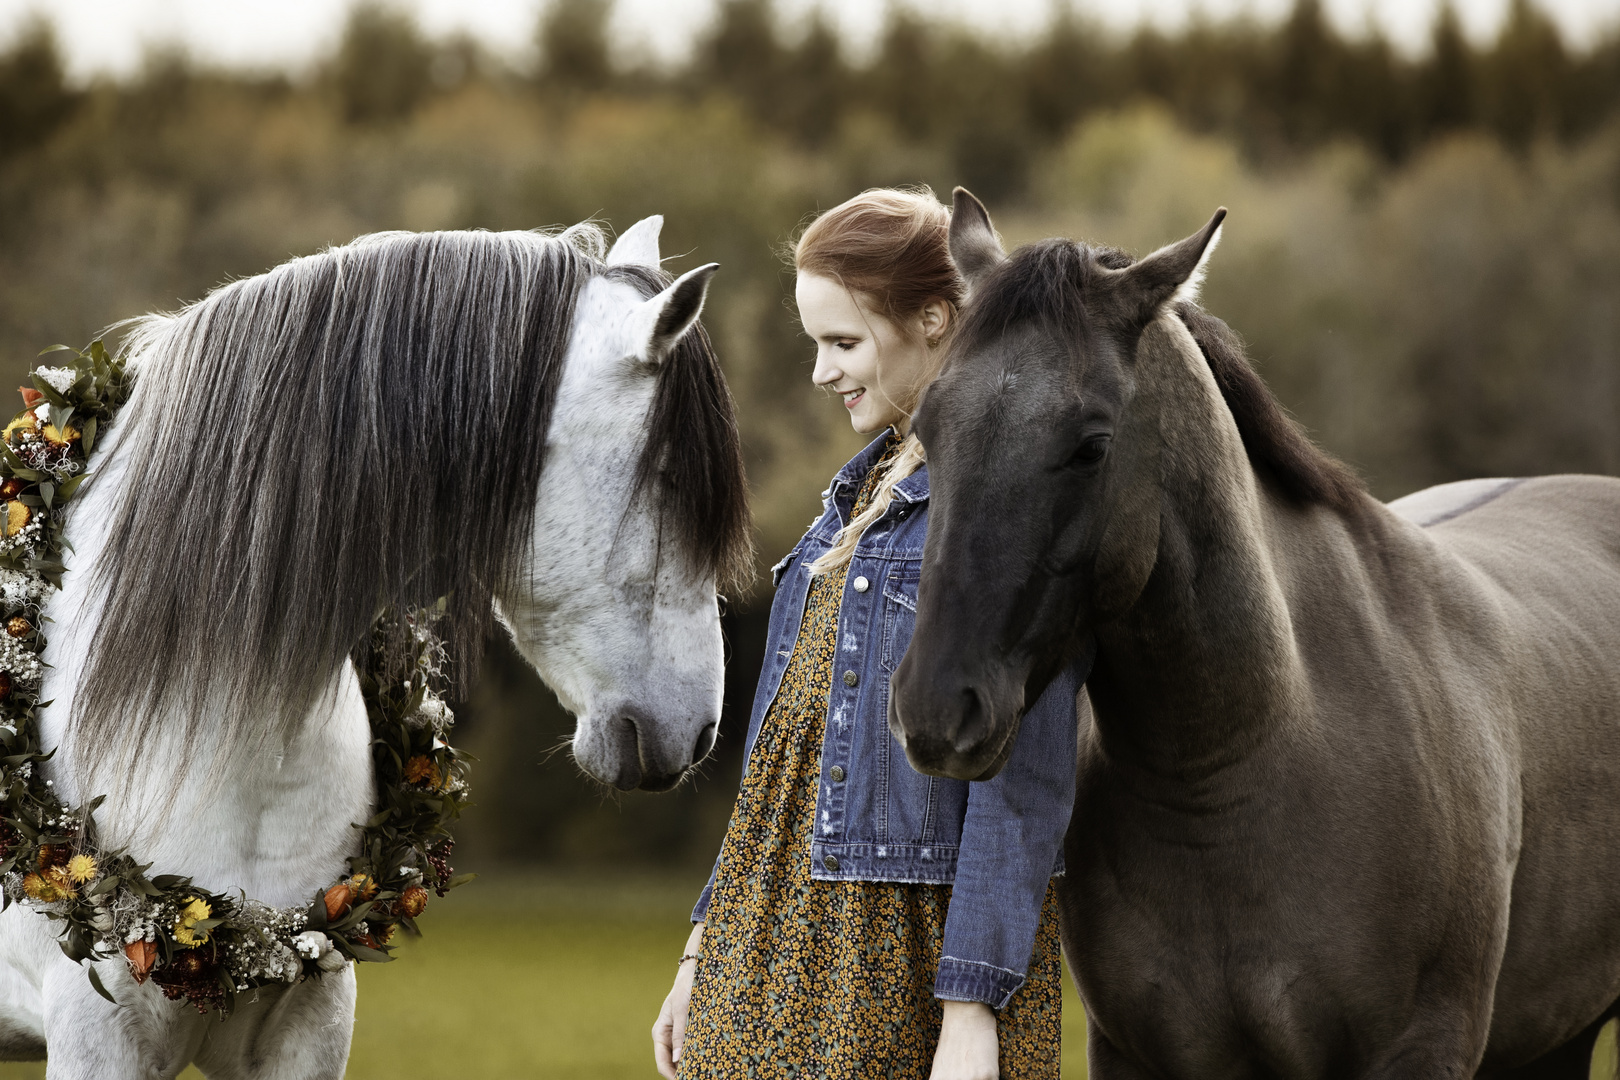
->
[679, 438, 1064, 1080]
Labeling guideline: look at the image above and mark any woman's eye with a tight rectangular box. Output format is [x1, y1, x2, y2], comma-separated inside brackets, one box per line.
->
[835, 341, 857, 352]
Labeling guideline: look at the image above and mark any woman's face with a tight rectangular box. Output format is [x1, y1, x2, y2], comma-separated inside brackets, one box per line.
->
[796, 273, 944, 436]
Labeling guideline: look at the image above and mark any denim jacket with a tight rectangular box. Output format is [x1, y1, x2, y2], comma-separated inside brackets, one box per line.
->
[693, 434, 1086, 1009]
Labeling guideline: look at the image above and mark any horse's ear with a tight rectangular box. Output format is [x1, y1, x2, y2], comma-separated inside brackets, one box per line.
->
[607, 215, 664, 268]
[626, 263, 719, 364]
[949, 187, 1006, 293]
[1114, 208, 1227, 322]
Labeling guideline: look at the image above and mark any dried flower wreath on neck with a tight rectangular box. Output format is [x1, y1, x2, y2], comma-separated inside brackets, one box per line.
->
[0, 341, 472, 1015]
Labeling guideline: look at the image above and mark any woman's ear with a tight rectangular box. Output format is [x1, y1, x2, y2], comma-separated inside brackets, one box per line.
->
[918, 299, 951, 345]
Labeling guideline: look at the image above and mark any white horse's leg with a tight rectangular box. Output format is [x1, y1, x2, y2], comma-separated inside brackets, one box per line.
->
[191, 968, 356, 1080]
[41, 956, 200, 1080]
[0, 905, 49, 1060]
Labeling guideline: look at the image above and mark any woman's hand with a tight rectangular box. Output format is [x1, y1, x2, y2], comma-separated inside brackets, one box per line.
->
[930, 1000, 1000, 1080]
[653, 922, 705, 1079]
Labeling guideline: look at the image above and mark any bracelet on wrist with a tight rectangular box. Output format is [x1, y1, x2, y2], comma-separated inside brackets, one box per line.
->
[678, 952, 701, 967]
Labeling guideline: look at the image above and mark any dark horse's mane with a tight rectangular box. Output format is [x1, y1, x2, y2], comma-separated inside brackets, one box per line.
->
[75, 228, 750, 787]
[958, 237, 1365, 515]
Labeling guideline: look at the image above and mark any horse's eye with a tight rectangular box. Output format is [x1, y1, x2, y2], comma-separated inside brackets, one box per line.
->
[1069, 435, 1111, 468]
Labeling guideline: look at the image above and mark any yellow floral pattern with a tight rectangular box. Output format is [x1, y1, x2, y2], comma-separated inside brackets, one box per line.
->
[680, 437, 1063, 1079]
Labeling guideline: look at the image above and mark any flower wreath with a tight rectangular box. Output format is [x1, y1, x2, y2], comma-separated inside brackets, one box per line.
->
[0, 341, 472, 1015]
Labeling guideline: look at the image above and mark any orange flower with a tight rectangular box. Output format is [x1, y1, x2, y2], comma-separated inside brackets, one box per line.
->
[397, 884, 429, 918]
[403, 755, 439, 787]
[125, 940, 157, 983]
[323, 881, 355, 922]
[346, 874, 378, 901]
[17, 388, 42, 409]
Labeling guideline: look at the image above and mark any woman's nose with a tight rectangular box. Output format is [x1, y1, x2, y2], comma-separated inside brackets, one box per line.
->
[812, 349, 842, 387]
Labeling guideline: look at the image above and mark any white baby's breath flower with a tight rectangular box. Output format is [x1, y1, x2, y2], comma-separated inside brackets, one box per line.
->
[293, 930, 331, 959]
[34, 367, 76, 395]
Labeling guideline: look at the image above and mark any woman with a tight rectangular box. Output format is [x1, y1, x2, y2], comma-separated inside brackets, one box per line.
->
[653, 187, 1085, 1080]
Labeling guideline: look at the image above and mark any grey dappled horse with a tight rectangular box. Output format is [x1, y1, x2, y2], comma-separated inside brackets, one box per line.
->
[890, 188, 1620, 1079]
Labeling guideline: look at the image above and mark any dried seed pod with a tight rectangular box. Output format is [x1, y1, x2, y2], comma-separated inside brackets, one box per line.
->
[324, 881, 355, 922]
[125, 940, 157, 983]
[6, 617, 30, 638]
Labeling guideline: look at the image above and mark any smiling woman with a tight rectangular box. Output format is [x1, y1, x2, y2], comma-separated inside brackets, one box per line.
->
[652, 187, 1087, 1080]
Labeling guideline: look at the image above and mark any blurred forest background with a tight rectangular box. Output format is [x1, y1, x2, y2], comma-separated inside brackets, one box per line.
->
[1, 0, 1618, 877]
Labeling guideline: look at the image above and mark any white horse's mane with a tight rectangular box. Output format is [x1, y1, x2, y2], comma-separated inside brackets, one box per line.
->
[70, 226, 617, 785]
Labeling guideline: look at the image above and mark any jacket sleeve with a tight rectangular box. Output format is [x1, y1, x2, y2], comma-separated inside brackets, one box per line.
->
[692, 860, 719, 923]
[934, 659, 1084, 1008]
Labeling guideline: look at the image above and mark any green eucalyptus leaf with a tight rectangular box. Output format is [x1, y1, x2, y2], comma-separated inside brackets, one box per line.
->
[86, 965, 117, 1004]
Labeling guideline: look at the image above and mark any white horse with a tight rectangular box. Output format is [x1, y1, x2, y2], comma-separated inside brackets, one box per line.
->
[0, 217, 750, 1077]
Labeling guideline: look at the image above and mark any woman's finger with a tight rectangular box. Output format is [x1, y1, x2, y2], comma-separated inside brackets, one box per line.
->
[653, 1001, 678, 1079]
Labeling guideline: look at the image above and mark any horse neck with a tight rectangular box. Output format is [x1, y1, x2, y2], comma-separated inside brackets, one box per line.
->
[1088, 316, 1310, 783]
[37, 421, 374, 905]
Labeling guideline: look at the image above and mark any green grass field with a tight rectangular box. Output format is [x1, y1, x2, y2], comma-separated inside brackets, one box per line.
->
[0, 870, 1090, 1079]
[8, 873, 1614, 1078]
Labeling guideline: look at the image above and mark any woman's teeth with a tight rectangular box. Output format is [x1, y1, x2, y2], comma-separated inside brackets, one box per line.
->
[842, 388, 864, 407]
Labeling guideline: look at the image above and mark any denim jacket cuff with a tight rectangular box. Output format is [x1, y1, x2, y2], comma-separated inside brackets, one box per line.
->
[691, 883, 713, 924]
[933, 956, 1027, 1010]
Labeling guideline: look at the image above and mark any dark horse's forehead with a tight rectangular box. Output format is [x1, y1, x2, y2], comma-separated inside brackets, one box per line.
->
[931, 246, 1136, 437]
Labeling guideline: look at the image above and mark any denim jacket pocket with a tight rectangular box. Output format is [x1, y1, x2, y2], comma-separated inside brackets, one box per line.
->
[879, 565, 919, 673]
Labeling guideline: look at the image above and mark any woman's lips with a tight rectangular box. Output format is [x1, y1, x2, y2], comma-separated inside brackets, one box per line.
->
[841, 388, 865, 409]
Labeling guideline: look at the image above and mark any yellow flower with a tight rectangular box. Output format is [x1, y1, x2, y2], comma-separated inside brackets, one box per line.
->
[66, 854, 97, 884]
[173, 897, 213, 949]
[22, 871, 71, 903]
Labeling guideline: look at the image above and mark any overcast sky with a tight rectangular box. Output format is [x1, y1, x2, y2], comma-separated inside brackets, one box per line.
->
[2, 0, 1615, 81]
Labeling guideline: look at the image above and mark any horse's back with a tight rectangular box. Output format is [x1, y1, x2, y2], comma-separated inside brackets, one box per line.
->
[1388, 474, 1620, 585]
[1388, 475, 1620, 1069]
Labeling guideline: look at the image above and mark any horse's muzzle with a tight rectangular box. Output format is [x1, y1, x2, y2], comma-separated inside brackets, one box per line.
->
[889, 654, 1022, 781]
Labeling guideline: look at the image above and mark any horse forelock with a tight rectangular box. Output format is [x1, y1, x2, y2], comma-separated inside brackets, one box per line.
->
[603, 264, 753, 595]
[71, 227, 606, 784]
[953, 236, 1365, 516]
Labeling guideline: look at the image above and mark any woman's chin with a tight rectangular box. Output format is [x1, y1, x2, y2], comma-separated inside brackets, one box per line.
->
[850, 409, 900, 436]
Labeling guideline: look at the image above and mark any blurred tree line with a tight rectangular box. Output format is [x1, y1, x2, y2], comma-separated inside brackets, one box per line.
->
[0, 1, 1617, 872]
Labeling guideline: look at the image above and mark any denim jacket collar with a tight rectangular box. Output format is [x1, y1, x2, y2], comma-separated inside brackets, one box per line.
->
[826, 431, 930, 528]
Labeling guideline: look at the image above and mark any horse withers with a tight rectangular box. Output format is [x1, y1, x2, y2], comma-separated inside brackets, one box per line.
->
[0, 217, 751, 1077]
[891, 188, 1620, 1078]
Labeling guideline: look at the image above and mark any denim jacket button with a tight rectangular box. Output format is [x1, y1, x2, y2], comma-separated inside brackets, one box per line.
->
[823, 855, 840, 872]
[830, 765, 845, 782]
[843, 670, 858, 687]
[853, 576, 869, 593]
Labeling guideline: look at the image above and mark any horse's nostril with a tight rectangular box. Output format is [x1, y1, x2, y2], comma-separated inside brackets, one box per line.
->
[693, 721, 718, 762]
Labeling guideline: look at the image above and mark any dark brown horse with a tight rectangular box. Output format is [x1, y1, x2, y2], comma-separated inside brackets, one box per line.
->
[890, 188, 1620, 1078]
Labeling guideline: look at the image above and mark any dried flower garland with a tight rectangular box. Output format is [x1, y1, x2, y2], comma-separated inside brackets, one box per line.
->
[0, 341, 472, 1014]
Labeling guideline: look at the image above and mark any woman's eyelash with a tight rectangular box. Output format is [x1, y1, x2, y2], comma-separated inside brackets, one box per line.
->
[835, 341, 856, 351]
